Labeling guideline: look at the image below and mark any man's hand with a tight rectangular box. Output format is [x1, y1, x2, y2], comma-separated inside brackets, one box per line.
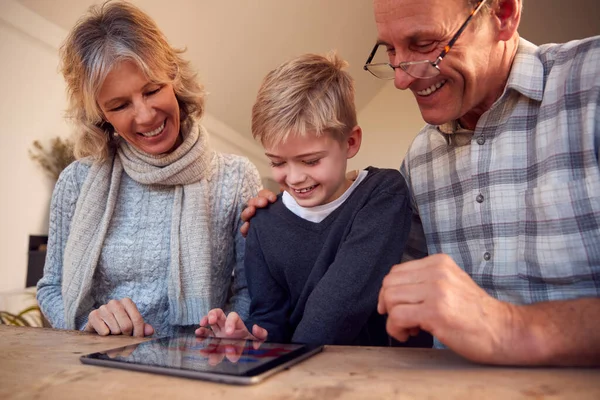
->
[84, 298, 154, 337]
[378, 254, 514, 364]
[240, 189, 278, 237]
[196, 308, 268, 341]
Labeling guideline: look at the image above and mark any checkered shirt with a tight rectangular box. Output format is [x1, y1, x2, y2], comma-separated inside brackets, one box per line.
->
[401, 37, 600, 307]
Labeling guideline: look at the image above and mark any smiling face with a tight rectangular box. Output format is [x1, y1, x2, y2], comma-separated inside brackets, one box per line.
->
[265, 128, 361, 207]
[97, 60, 181, 155]
[374, 0, 504, 127]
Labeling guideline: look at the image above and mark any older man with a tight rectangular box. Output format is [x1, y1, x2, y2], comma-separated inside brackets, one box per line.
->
[366, 0, 600, 366]
[242, 0, 599, 366]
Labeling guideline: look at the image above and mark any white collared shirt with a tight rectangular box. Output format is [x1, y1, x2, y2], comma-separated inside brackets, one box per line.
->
[282, 170, 368, 223]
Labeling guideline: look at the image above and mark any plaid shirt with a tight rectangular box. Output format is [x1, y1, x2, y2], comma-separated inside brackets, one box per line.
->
[401, 37, 600, 307]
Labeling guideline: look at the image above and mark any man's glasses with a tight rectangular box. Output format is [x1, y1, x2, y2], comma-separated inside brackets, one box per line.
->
[364, 0, 488, 80]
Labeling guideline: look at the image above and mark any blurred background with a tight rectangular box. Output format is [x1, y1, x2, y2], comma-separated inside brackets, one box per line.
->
[0, 0, 599, 299]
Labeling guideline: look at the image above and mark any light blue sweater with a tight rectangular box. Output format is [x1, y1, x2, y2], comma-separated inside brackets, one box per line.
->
[37, 153, 261, 336]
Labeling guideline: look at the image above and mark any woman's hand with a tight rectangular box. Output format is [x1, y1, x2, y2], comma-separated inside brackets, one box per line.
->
[240, 189, 278, 237]
[84, 298, 154, 337]
[196, 308, 268, 341]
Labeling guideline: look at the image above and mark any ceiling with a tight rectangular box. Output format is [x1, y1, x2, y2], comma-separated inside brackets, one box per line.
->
[17, 0, 600, 138]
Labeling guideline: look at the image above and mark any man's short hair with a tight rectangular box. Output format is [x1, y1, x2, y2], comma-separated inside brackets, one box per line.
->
[251, 52, 357, 148]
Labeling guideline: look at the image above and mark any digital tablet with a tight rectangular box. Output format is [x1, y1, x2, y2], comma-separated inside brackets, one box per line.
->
[80, 334, 323, 385]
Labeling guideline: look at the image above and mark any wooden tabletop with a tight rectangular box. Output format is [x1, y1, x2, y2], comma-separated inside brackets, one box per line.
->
[1, 325, 598, 399]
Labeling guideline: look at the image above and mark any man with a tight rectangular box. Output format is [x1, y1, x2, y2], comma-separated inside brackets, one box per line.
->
[367, 0, 600, 366]
[243, 0, 600, 366]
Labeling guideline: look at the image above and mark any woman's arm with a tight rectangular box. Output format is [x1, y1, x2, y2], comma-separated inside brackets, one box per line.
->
[226, 158, 262, 320]
[36, 162, 85, 328]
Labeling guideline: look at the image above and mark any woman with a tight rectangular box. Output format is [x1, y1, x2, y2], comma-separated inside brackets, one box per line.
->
[36, 1, 261, 337]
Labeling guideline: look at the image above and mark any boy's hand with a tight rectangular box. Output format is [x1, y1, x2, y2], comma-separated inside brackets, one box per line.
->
[196, 337, 266, 365]
[196, 308, 268, 341]
[240, 189, 278, 237]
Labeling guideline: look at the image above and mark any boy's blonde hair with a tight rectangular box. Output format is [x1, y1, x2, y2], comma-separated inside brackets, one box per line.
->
[251, 52, 357, 148]
[61, 0, 205, 161]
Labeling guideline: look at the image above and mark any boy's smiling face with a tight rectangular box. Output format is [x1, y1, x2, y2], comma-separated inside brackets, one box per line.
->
[265, 128, 361, 208]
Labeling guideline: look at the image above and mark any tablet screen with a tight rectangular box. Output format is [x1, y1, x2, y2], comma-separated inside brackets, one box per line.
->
[80, 334, 322, 383]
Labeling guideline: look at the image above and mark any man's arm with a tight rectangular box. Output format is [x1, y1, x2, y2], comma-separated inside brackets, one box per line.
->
[379, 254, 600, 366]
[508, 297, 600, 366]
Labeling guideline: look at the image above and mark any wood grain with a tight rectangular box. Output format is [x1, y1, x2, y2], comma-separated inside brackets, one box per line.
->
[1, 325, 598, 399]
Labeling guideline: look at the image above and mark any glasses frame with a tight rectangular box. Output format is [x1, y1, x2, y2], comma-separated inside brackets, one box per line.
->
[364, 0, 488, 80]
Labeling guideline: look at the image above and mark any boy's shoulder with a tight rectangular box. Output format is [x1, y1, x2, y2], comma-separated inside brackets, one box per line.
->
[252, 192, 288, 224]
[360, 166, 408, 196]
[251, 167, 408, 228]
[362, 166, 403, 179]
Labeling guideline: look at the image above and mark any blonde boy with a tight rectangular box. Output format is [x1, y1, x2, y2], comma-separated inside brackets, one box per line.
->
[198, 53, 427, 346]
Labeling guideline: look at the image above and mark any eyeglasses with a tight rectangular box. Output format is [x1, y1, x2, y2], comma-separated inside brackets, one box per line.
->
[364, 0, 488, 80]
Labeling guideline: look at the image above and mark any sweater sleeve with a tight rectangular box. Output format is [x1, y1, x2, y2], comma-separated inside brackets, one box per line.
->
[36, 162, 87, 329]
[291, 177, 412, 345]
[244, 220, 293, 343]
[225, 158, 262, 320]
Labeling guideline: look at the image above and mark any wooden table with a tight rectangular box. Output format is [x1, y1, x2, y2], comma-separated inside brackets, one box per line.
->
[1, 325, 598, 399]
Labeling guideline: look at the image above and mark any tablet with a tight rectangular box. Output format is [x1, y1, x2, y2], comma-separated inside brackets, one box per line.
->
[80, 334, 323, 385]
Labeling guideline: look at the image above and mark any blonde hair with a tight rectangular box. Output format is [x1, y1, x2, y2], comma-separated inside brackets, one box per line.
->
[251, 52, 357, 148]
[61, 0, 205, 161]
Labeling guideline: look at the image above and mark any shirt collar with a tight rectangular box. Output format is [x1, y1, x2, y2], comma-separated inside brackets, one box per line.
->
[504, 38, 544, 102]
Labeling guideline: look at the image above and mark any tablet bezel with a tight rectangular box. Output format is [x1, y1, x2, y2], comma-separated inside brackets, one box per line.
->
[79, 335, 324, 385]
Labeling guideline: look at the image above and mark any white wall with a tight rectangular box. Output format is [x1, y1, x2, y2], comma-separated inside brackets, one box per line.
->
[0, 0, 269, 292]
[0, 2, 69, 293]
[202, 114, 270, 177]
[349, 82, 425, 172]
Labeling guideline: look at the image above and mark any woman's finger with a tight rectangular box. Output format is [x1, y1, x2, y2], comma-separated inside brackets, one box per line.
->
[86, 309, 110, 336]
[120, 298, 145, 337]
[98, 305, 121, 334]
[107, 299, 134, 335]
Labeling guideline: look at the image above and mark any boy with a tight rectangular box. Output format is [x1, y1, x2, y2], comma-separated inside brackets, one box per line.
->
[197, 53, 423, 346]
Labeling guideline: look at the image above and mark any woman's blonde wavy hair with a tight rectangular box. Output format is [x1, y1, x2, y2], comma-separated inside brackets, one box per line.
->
[61, 0, 205, 161]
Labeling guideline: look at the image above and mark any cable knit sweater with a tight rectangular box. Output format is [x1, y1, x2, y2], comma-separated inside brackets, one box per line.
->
[37, 152, 261, 336]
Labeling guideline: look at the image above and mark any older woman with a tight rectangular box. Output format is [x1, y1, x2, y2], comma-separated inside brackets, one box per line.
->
[37, 1, 261, 337]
